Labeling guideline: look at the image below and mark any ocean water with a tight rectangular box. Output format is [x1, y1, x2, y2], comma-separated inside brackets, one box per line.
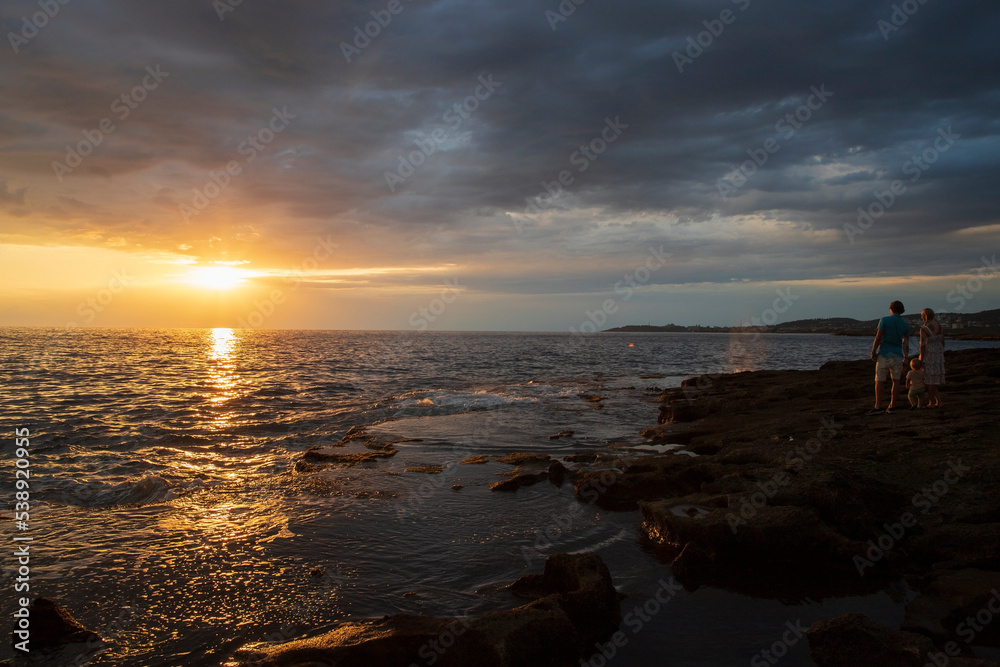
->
[2, 329, 997, 666]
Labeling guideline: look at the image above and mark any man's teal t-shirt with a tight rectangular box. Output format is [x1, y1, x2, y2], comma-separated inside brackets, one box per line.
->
[876, 314, 910, 358]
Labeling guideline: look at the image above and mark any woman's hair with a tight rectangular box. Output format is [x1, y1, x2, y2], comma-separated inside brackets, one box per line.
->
[922, 308, 935, 320]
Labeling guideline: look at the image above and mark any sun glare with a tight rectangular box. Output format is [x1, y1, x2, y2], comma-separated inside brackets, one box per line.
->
[185, 266, 248, 290]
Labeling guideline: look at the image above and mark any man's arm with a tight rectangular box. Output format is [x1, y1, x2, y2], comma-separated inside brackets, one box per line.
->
[871, 329, 883, 361]
[902, 335, 909, 359]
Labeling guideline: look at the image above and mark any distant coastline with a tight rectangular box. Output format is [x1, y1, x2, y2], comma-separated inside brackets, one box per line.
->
[602, 307, 1000, 340]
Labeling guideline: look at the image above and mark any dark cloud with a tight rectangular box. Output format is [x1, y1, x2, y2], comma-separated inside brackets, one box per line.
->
[1, 0, 998, 315]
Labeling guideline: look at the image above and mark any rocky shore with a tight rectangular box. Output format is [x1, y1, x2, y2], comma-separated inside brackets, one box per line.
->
[602, 347, 1000, 664]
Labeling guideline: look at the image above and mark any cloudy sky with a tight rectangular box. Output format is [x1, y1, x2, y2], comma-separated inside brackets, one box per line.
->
[1, 0, 998, 330]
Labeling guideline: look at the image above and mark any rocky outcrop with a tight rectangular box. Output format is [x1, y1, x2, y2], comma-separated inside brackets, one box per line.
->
[27, 598, 102, 649]
[623, 350, 1000, 605]
[806, 613, 934, 667]
[234, 553, 621, 667]
[806, 613, 1000, 667]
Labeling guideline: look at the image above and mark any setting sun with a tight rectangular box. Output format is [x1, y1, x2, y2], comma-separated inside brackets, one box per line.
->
[185, 266, 250, 290]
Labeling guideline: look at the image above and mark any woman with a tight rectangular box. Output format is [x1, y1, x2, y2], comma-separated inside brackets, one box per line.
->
[919, 308, 945, 407]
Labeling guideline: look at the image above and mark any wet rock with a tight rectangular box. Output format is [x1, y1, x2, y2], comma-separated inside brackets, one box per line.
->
[235, 553, 620, 667]
[495, 452, 551, 465]
[548, 430, 574, 440]
[235, 614, 494, 667]
[903, 569, 1000, 646]
[450, 484, 464, 491]
[547, 460, 569, 486]
[300, 446, 398, 466]
[575, 458, 714, 510]
[490, 471, 547, 492]
[459, 455, 489, 465]
[28, 598, 102, 649]
[641, 500, 870, 595]
[404, 465, 445, 474]
[806, 613, 934, 667]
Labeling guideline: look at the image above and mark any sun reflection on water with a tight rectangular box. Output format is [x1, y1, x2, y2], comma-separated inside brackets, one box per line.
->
[205, 328, 243, 430]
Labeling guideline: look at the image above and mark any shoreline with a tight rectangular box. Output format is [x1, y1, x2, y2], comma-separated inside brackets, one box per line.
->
[599, 347, 1000, 662]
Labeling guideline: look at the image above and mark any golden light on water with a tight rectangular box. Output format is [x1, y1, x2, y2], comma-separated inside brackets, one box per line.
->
[207, 328, 241, 420]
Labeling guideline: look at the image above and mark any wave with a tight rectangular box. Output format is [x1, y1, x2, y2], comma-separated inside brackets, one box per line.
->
[43, 475, 212, 508]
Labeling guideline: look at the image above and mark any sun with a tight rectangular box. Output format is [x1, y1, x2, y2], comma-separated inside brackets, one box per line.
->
[185, 266, 249, 290]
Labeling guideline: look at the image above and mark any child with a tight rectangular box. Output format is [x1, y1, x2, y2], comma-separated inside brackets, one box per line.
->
[906, 358, 928, 409]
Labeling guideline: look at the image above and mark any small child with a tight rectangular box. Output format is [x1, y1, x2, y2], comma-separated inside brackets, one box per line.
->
[906, 358, 928, 409]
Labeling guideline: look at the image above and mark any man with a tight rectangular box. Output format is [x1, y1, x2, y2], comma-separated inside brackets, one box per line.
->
[868, 300, 910, 415]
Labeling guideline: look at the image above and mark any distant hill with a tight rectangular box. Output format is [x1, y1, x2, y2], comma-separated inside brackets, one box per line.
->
[604, 308, 1000, 338]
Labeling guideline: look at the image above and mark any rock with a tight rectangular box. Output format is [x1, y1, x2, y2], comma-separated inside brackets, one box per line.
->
[575, 458, 713, 510]
[235, 614, 495, 667]
[903, 569, 1000, 646]
[806, 613, 933, 667]
[908, 523, 1000, 571]
[404, 465, 445, 474]
[507, 553, 621, 645]
[28, 598, 102, 649]
[490, 471, 547, 492]
[548, 430, 574, 440]
[300, 447, 397, 466]
[641, 501, 874, 596]
[495, 452, 551, 465]
[459, 455, 489, 465]
[235, 553, 621, 667]
[547, 460, 569, 486]
[450, 484, 464, 491]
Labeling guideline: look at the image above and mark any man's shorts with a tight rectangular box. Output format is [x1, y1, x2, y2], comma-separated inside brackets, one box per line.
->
[875, 355, 904, 381]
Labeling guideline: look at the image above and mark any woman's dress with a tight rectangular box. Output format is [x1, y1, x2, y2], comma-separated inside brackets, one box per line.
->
[922, 326, 945, 385]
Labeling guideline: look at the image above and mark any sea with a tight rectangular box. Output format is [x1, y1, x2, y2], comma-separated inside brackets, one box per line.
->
[2, 329, 998, 666]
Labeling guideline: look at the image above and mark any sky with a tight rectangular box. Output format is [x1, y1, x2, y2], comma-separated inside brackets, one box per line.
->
[1, 0, 998, 331]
